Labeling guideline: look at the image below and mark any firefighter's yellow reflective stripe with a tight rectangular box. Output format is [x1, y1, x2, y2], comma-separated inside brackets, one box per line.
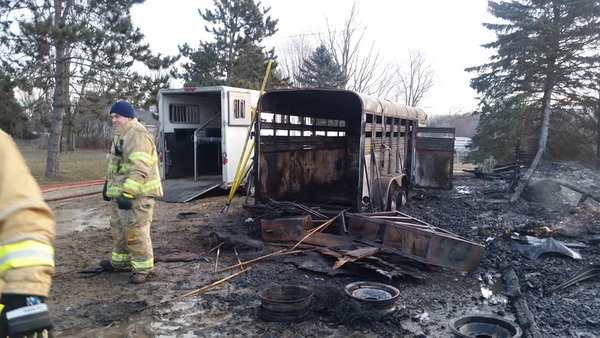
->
[131, 258, 153, 270]
[108, 163, 118, 173]
[106, 186, 122, 197]
[111, 252, 131, 263]
[123, 178, 162, 196]
[142, 179, 162, 194]
[108, 157, 121, 173]
[0, 304, 4, 313]
[108, 179, 161, 197]
[123, 178, 143, 195]
[0, 240, 55, 275]
[129, 152, 157, 165]
[109, 163, 132, 175]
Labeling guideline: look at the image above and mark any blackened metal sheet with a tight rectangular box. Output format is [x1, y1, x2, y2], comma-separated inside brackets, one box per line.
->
[415, 127, 455, 189]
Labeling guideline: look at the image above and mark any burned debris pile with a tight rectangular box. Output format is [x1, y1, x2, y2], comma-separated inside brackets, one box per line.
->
[229, 160, 599, 336]
[256, 206, 485, 280]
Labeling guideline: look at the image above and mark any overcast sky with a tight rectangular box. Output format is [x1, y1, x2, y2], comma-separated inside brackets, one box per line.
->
[131, 0, 497, 115]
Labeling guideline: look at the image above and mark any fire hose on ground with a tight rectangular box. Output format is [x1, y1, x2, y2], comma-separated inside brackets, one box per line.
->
[41, 179, 104, 202]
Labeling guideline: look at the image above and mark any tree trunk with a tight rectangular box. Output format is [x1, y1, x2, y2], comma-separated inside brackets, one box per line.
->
[510, 86, 553, 204]
[65, 107, 76, 152]
[596, 90, 600, 171]
[46, 0, 71, 177]
[67, 127, 76, 151]
[46, 43, 66, 177]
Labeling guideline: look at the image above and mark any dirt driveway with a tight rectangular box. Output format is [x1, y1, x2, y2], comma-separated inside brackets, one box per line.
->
[46, 163, 600, 337]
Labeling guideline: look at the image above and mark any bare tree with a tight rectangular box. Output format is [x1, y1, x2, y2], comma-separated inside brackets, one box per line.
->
[324, 2, 395, 98]
[395, 50, 435, 107]
[276, 34, 314, 88]
[273, 2, 396, 97]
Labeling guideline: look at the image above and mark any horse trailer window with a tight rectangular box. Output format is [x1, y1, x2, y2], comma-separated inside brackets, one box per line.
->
[233, 99, 246, 120]
[229, 96, 251, 126]
[169, 104, 200, 124]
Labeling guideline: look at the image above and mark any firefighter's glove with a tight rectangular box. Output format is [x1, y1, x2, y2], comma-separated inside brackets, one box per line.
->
[102, 180, 110, 202]
[0, 294, 53, 338]
[117, 192, 134, 210]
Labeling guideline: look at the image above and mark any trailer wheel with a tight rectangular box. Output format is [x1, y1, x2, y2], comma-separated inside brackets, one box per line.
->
[387, 184, 407, 211]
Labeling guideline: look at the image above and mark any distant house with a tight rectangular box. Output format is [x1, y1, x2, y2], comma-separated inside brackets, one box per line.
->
[455, 137, 472, 152]
[135, 109, 159, 137]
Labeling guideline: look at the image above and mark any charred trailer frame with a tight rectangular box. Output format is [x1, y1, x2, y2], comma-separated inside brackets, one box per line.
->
[253, 89, 428, 213]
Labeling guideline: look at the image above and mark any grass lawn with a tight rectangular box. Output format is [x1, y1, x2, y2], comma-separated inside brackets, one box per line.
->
[454, 161, 476, 171]
[19, 148, 107, 186]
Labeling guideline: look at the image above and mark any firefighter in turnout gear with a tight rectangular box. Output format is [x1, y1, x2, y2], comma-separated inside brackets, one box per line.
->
[100, 100, 163, 284]
[0, 129, 55, 337]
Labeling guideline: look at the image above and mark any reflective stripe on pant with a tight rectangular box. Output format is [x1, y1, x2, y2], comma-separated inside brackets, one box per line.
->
[109, 197, 155, 274]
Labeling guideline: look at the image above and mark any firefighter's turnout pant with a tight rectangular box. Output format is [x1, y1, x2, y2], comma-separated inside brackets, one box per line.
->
[108, 197, 155, 274]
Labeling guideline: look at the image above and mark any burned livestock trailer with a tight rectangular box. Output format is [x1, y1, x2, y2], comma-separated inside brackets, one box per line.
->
[253, 89, 453, 212]
[157, 86, 260, 202]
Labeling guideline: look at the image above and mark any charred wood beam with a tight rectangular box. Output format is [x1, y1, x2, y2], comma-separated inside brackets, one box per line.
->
[550, 179, 600, 204]
[502, 265, 542, 338]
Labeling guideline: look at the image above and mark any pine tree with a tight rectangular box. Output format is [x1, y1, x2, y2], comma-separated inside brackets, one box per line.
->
[296, 44, 347, 89]
[177, 0, 287, 89]
[466, 0, 600, 166]
[0, 0, 177, 176]
[0, 70, 27, 137]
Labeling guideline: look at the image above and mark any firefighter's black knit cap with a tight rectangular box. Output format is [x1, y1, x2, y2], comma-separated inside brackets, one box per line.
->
[110, 100, 135, 118]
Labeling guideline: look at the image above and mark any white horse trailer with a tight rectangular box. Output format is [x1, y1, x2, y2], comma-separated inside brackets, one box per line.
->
[157, 86, 260, 202]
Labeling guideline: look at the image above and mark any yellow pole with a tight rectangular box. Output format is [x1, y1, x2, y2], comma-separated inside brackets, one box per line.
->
[222, 59, 272, 213]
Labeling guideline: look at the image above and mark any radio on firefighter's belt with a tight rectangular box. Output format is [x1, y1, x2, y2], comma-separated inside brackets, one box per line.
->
[115, 139, 124, 156]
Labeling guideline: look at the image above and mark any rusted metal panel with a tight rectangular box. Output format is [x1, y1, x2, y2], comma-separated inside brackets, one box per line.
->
[345, 211, 484, 272]
[260, 211, 484, 272]
[261, 216, 353, 248]
[257, 147, 351, 202]
[414, 149, 454, 189]
[414, 127, 455, 189]
[261, 215, 313, 242]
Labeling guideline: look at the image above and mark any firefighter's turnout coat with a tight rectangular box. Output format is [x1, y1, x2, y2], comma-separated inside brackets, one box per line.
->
[0, 130, 55, 297]
[106, 118, 162, 200]
[105, 118, 162, 272]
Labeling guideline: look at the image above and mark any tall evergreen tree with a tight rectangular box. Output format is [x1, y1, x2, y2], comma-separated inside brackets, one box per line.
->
[466, 0, 600, 176]
[178, 0, 287, 89]
[0, 70, 27, 137]
[296, 44, 347, 89]
[0, 0, 177, 177]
